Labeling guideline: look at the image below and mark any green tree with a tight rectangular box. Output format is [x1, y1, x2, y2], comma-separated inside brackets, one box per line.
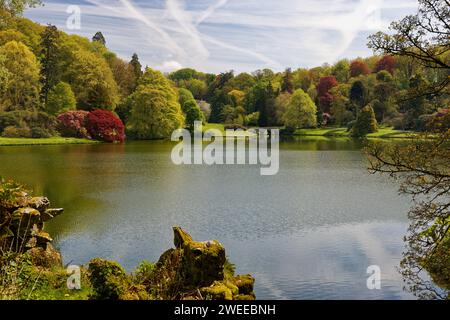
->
[282, 89, 317, 129]
[127, 68, 184, 139]
[332, 59, 350, 83]
[183, 99, 204, 128]
[349, 80, 366, 112]
[129, 53, 143, 88]
[46, 81, 76, 115]
[351, 105, 378, 137]
[0, 41, 41, 111]
[66, 49, 119, 110]
[281, 68, 294, 93]
[0, 54, 10, 99]
[40, 24, 61, 106]
[0, 0, 41, 16]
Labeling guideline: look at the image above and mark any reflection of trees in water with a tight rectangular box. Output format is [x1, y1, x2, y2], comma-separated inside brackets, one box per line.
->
[366, 128, 450, 299]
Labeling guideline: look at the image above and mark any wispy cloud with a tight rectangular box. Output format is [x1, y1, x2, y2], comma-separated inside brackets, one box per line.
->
[25, 0, 418, 72]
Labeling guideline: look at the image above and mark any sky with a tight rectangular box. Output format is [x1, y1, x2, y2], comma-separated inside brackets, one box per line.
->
[25, 0, 419, 73]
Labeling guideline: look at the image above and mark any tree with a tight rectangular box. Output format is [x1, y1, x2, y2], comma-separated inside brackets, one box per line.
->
[127, 68, 184, 139]
[332, 59, 350, 83]
[0, 0, 41, 16]
[129, 53, 143, 87]
[374, 56, 396, 74]
[40, 24, 61, 106]
[46, 82, 76, 115]
[317, 76, 338, 113]
[281, 68, 294, 93]
[0, 41, 41, 111]
[274, 92, 292, 125]
[92, 31, 106, 46]
[368, 0, 449, 97]
[282, 89, 317, 129]
[351, 105, 378, 137]
[86, 109, 125, 143]
[65, 49, 119, 111]
[349, 80, 367, 111]
[180, 78, 207, 100]
[350, 60, 370, 77]
[0, 53, 10, 98]
[183, 99, 204, 129]
[107, 56, 136, 100]
[365, 126, 450, 299]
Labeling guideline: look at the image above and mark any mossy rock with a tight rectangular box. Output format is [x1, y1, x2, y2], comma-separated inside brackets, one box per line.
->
[88, 258, 129, 300]
[234, 293, 256, 300]
[29, 243, 62, 268]
[173, 226, 193, 248]
[233, 274, 255, 295]
[200, 281, 233, 300]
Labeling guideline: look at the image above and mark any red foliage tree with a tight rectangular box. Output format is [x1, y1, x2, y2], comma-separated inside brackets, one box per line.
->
[350, 60, 370, 77]
[317, 76, 338, 113]
[86, 109, 125, 143]
[374, 55, 396, 74]
[57, 111, 91, 139]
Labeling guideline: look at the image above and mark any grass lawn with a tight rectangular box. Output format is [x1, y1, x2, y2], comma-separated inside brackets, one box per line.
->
[0, 137, 100, 146]
[294, 127, 415, 139]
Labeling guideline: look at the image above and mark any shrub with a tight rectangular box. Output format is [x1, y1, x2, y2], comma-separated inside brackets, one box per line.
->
[351, 105, 378, 137]
[57, 110, 90, 139]
[245, 112, 259, 126]
[86, 109, 125, 143]
[31, 127, 52, 138]
[88, 258, 129, 300]
[224, 124, 247, 131]
[1, 125, 31, 138]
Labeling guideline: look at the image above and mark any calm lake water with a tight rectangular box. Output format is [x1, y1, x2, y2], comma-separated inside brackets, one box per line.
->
[0, 138, 415, 299]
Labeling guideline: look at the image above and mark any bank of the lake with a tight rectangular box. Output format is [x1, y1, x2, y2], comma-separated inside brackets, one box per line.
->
[293, 127, 414, 139]
[0, 137, 101, 146]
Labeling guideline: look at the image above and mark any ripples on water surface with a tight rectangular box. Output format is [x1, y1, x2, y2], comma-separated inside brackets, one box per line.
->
[0, 139, 415, 299]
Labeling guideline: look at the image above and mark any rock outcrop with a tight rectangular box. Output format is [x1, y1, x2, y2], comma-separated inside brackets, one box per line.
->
[0, 187, 63, 268]
[88, 227, 256, 300]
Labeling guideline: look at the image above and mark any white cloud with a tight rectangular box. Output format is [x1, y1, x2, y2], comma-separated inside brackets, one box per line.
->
[25, 0, 418, 72]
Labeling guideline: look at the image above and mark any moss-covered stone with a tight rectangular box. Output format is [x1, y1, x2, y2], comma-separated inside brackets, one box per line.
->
[200, 281, 233, 300]
[233, 274, 255, 295]
[88, 258, 129, 300]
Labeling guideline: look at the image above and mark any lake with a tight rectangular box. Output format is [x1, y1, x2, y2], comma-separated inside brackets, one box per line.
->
[0, 138, 415, 299]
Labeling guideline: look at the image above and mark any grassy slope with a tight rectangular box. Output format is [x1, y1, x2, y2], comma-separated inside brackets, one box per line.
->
[0, 137, 100, 146]
[294, 127, 415, 139]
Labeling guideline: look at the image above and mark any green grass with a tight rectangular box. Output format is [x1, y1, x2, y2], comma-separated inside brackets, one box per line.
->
[0, 137, 100, 146]
[294, 127, 415, 139]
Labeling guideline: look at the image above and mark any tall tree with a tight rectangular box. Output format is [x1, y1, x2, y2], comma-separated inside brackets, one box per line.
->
[349, 80, 367, 112]
[129, 53, 143, 87]
[127, 68, 184, 139]
[317, 76, 338, 113]
[40, 24, 61, 106]
[282, 89, 317, 129]
[281, 68, 294, 93]
[0, 41, 41, 111]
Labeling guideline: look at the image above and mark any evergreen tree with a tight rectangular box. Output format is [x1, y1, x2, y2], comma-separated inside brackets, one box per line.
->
[130, 53, 143, 87]
[351, 105, 378, 137]
[281, 68, 294, 93]
[40, 24, 61, 106]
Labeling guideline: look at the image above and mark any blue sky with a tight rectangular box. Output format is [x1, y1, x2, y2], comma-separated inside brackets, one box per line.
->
[25, 0, 418, 73]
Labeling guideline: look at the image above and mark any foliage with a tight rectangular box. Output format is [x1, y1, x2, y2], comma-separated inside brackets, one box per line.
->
[39, 24, 61, 106]
[351, 105, 378, 137]
[374, 56, 396, 74]
[65, 49, 119, 111]
[365, 128, 450, 299]
[350, 60, 370, 77]
[85, 109, 125, 143]
[57, 110, 90, 139]
[282, 89, 317, 129]
[127, 68, 184, 139]
[46, 82, 76, 116]
[0, 40, 41, 111]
